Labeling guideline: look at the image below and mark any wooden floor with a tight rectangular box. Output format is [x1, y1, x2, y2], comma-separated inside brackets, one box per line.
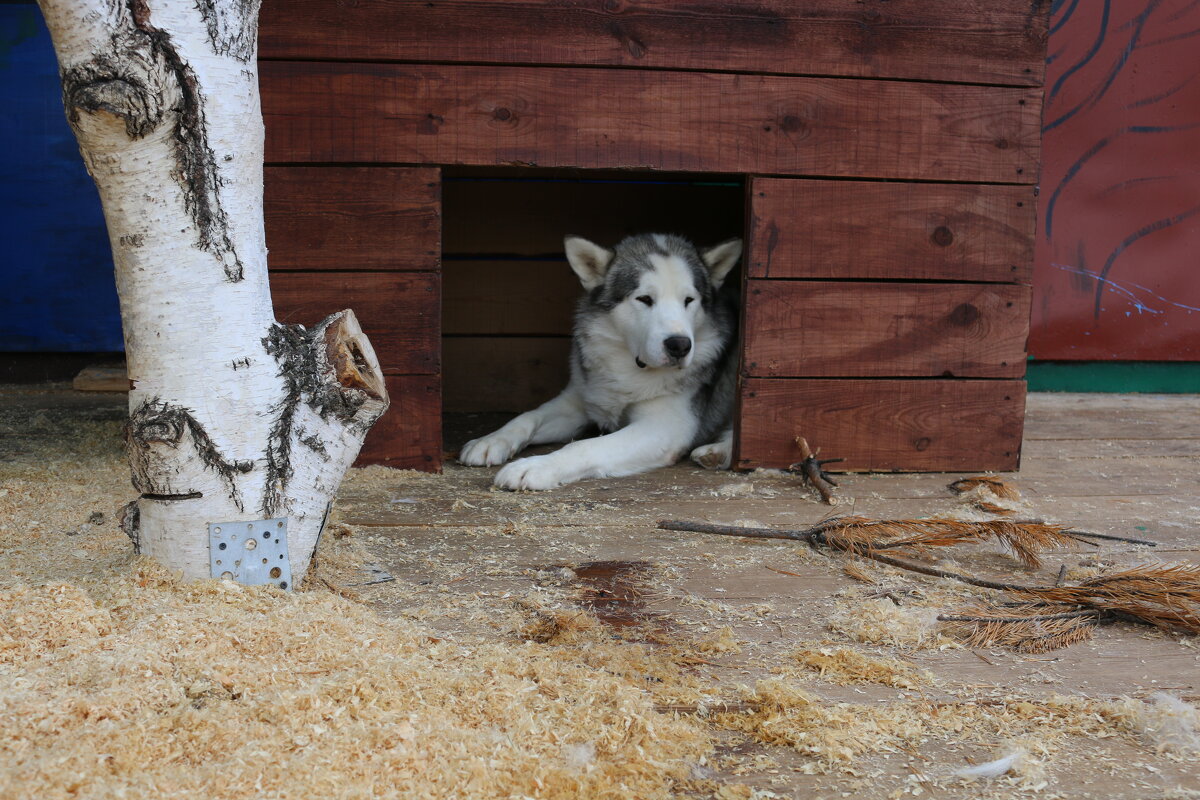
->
[339, 392, 1200, 796]
[4, 386, 1198, 796]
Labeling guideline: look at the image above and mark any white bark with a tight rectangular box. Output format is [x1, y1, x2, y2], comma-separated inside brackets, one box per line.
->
[38, 0, 388, 583]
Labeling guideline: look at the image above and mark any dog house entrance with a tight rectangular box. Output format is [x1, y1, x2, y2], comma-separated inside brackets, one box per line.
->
[440, 169, 746, 453]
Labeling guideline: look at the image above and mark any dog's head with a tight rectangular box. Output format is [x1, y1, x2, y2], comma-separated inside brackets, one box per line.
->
[565, 233, 742, 369]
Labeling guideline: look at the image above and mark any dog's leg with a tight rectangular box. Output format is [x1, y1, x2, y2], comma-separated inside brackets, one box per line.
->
[459, 389, 589, 466]
[494, 395, 696, 490]
[689, 427, 733, 470]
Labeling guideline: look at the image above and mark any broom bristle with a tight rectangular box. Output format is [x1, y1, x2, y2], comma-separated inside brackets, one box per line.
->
[948, 476, 1022, 501]
[940, 603, 1100, 653]
[816, 517, 1077, 569]
[1019, 564, 1200, 635]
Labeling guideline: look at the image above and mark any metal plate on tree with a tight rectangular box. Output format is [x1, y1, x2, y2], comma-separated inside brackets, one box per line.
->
[208, 518, 292, 590]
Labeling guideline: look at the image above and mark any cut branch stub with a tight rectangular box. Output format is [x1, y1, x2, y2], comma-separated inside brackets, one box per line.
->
[323, 309, 387, 402]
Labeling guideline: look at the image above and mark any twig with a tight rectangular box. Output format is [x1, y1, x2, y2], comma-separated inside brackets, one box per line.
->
[938, 610, 1100, 624]
[788, 437, 841, 505]
[657, 519, 814, 542]
[1063, 529, 1158, 547]
[859, 551, 1037, 592]
[655, 701, 758, 715]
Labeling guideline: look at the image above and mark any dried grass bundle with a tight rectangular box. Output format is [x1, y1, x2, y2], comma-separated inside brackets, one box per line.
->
[1020, 564, 1200, 634]
[812, 516, 1078, 569]
[948, 476, 1022, 501]
[939, 603, 1100, 653]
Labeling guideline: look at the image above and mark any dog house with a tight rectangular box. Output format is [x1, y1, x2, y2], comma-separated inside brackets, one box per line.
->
[259, 1, 1046, 473]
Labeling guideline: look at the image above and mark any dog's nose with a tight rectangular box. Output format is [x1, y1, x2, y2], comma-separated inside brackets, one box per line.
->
[664, 336, 692, 358]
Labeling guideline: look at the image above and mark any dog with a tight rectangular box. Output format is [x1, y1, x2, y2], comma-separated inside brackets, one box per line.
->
[459, 233, 742, 490]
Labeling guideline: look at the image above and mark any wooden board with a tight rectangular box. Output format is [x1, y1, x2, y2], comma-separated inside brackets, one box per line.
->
[749, 179, 1036, 282]
[443, 337, 571, 413]
[271, 272, 440, 376]
[264, 167, 440, 272]
[735, 378, 1026, 471]
[742, 282, 1031, 378]
[357, 374, 442, 470]
[444, 261, 579, 336]
[71, 365, 129, 392]
[443, 178, 745, 257]
[261, 63, 1040, 183]
[259, 0, 1047, 87]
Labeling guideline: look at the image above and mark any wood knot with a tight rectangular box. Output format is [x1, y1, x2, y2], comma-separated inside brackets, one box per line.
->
[993, 138, 1010, 150]
[419, 113, 444, 134]
[931, 226, 954, 247]
[949, 303, 981, 326]
[781, 115, 807, 134]
[913, 437, 932, 452]
[492, 107, 512, 122]
[603, 0, 622, 11]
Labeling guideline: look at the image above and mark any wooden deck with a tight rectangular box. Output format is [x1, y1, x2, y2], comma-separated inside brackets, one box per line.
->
[317, 392, 1199, 796]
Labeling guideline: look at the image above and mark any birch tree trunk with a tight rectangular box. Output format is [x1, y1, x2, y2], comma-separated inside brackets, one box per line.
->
[37, 0, 389, 583]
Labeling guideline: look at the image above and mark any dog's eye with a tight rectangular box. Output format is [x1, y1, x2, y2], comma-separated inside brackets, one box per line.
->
[684, 296, 695, 307]
[636, 295, 654, 307]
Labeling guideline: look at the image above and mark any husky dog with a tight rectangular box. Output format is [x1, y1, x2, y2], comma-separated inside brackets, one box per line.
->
[460, 233, 742, 490]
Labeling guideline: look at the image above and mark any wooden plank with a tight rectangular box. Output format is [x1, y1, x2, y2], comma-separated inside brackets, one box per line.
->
[71, 365, 128, 392]
[443, 178, 744, 257]
[357, 374, 442, 471]
[259, 1, 1048, 87]
[265, 167, 440, 272]
[749, 179, 1036, 282]
[735, 378, 1026, 471]
[444, 261, 579, 336]
[443, 337, 571, 413]
[271, 272, 440, 375]
[261, 63, 1040, 183]
[1023, 393, 1200, 440]
[742, 282, 1031, 378]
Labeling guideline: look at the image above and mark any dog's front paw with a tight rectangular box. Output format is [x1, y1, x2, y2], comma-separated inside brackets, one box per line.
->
[494, 455, 570, 491]
[690, 440, 732, 470]
[459, 431, 525, 466]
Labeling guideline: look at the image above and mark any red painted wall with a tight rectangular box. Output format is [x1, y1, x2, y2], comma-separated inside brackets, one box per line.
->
[1034, 0, 1200, 360]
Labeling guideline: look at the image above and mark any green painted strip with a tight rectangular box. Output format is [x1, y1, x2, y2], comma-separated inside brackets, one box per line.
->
[1027, 361, 1200, 393]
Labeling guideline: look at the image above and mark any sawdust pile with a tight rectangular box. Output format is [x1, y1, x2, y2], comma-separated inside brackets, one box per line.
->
[790, 646, 930, 689]
[0, 558, 710, 799]
[826, 594, 956, 650]
[0, 402, 710, 799]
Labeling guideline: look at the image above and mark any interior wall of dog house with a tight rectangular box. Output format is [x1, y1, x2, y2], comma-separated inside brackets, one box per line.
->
[4, 2, 1196, 471]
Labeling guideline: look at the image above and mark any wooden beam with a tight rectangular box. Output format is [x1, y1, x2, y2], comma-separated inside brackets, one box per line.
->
[271, 272, 440, 376]
[265, 167, 440, 272]
[742, 281, 1031, 378]
[749, 179, 1036, 283]
[259, 0, 1048, 87]
[261, 63, 1040, 183]
[735, 378, 1026, 472]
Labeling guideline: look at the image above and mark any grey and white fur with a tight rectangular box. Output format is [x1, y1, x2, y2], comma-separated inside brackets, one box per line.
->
[460, 233, 742, 490]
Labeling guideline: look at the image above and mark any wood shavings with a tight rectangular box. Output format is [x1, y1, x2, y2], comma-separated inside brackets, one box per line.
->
[949, 476, 1022, 501]
[791, 646, 931, 689]
[693, 626, 743, 654]
[827, 597, 955, 651]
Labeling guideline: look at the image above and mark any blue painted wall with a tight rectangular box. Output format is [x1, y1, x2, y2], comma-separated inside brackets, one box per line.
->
[0, 5, 122, 352]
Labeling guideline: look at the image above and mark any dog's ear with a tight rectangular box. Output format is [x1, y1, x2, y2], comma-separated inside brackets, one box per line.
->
[564, 235, 614, 290]
[701, 238, 743, 288]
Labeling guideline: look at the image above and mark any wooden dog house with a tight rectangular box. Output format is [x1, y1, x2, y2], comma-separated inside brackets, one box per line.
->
[259, 1, 1047, 473]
